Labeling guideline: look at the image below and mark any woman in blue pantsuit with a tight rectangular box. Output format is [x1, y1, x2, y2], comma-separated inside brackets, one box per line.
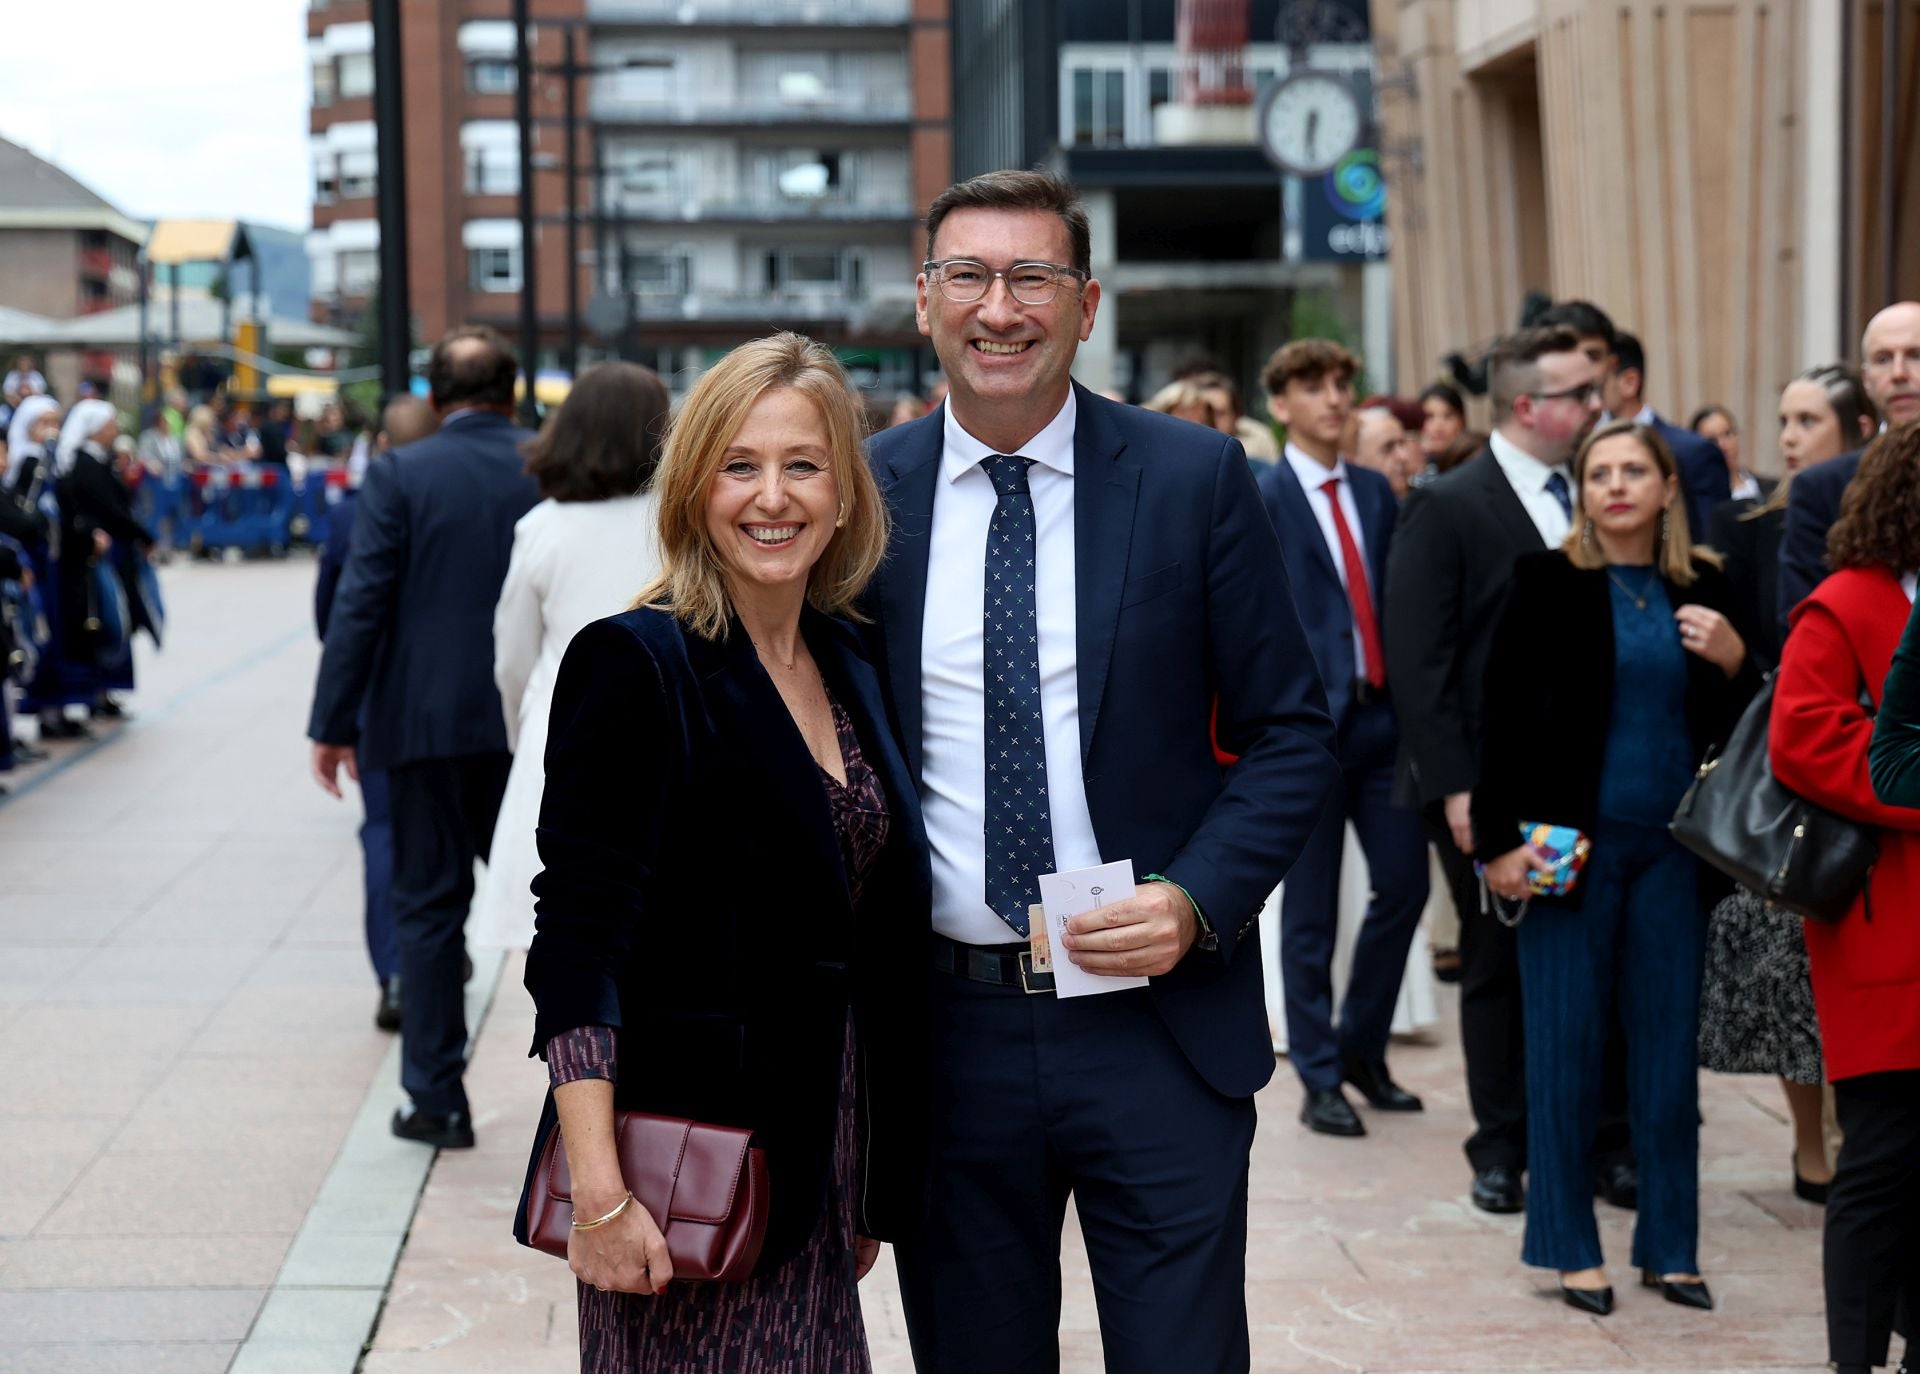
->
[1476, 421, 1757, 1315]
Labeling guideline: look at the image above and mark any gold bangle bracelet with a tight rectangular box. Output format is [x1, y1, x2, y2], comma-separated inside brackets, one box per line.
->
[571, 1192, 634, 1231]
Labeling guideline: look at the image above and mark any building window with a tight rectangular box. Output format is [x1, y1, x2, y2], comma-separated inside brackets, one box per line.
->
[338, 250, 380, 296]
[1148, 67, 1173, 114]
[762, 247, 862, 297]
[1071, 68, 1127, 146]
[470, 246, 523, 293]
[624, 247, 693, 296]
[465, 147, 519, 196]
[610, 56, 676, 105]
[467, 57, 517, 94]
[338, 150, 378, 200]
[313, 59, 336, 107]
[337, 51, 374, 100]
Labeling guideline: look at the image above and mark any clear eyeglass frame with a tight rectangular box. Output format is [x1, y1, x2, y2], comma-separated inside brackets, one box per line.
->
[922, 259, 1088, 306]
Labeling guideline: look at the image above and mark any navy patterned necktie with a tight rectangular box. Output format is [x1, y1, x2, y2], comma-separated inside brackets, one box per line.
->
[982, 454, 1054, 938]
[1544, 470, 1573, 521]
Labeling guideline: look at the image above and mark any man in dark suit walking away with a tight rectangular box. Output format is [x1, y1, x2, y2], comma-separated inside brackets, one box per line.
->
[308, 328, 540, 1149]
[314, 394, 440, 1034]
[1536, 301, 1730, 541]
[868, 170, 1339, 1373]
[1778, 300, 1920, 625]
[1255, 339, 1429, 1139]
[1383, 326, 1623, 1216]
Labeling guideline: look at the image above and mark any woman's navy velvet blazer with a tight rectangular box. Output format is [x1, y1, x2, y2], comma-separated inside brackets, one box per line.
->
[516, 605, 932, 1269]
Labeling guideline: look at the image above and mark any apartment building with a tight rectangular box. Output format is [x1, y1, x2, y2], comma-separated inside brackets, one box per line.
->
[307, 0, 951, 391]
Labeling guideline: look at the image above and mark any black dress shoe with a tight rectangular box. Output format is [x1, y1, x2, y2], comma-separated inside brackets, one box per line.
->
[39, 717, 92, 740]
[1792, 1155, 1831, 1204]
[1559, 1281, 1614, 1316]
[1300, 1087, 1366, 1137]
[10, 740, 49, 763]
[374, 976, 402, 1032]
[1342, 1056, 1424, 1111]
[1641, 1269, 1713, 1310]
[1471, 1165, 1524, 1214]
[1594, 1159, 1638, 1210]
[392, 1106, 474, 1149]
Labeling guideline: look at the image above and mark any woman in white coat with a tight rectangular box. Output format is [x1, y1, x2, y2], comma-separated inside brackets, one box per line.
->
[472, 362, 672, 949]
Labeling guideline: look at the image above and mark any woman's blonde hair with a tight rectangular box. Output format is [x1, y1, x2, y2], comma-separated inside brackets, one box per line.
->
[1562, 419, 1721, 585]
[1143, 379, 1217, 420]
[637, 332, 887, 639]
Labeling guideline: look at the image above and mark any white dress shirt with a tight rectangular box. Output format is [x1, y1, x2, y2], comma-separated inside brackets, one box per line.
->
[1488, 429, 1573, 547]
[1283, 443, 1374, 680]
[920, 392, 1104, 946]
[1730, 471, 1761, 502]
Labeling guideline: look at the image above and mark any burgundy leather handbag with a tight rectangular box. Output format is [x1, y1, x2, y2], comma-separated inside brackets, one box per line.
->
[523, 1111, 770, 1282]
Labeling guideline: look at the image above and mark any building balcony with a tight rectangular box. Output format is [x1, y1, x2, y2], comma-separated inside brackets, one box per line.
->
[606, 193, 916, 224]
[78, 247, 116, 279]
[624, 288, 914, 326]
[586, 0, 908, 28]
[589, 92, 910, 126]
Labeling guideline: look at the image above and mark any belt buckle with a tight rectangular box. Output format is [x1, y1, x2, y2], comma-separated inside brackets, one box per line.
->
[1017, 951, 1051, 995]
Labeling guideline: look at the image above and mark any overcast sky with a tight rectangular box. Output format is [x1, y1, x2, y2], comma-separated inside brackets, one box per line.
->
[0, 0, 312, 232]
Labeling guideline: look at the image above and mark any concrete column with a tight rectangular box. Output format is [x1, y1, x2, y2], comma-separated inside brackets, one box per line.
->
[1363, 260, 1394, 391]
[1077, 188, 1118, 393]
[1799, 0, 1844, 365]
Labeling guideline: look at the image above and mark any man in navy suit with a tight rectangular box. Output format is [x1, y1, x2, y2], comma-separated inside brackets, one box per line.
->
[1779, 301, 1920, 624]
[1255, 339, 1429, 1139]
[308, 328, 540, 1150]
[1537, 302, 1729, 540]
[867, 170, 1339, 1373]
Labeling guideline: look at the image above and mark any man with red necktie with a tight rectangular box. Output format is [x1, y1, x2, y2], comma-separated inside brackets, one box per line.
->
[1256, 339, 1431, 1138]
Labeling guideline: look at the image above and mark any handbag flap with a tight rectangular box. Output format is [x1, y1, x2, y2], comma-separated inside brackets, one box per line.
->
[545, 1112, 753, 1227]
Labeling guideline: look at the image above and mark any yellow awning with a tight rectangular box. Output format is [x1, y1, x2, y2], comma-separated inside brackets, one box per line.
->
[265, 374, 341, 398]
[146, 219, 240, 267]
[515, 376, 572, 405]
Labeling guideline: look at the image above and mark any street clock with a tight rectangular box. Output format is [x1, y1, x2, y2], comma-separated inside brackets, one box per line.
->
[1258, 69, 1364, 178]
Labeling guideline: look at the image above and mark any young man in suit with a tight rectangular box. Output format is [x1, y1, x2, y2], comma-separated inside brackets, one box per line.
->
[1779, 300, 1920, 624]
[868, 170, 1340, 1373]
[1536, 301, 1730, 540]
[1383, 325, 1621, 1215]
[308, 328, 540, 1149]
[1255, 340, 1429, 1138]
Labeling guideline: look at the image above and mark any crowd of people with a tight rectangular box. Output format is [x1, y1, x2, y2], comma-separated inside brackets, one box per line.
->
[286, 169, 1913, 1373]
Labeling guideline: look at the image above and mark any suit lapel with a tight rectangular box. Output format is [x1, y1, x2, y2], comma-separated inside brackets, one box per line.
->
[1473, 449, 1549, 553]
[872, 420, 942, 783]
[1272, 461, 1343, 587]
[1073, 385, 1140, 765]
[685, 621, 850, 909]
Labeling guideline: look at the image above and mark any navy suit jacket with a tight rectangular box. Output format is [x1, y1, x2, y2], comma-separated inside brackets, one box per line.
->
[863, 386, 1340, 1100]
[1648, 413, 1732, 546]
[1778, 447, 1864, 630]
[313, 488, 357, 641]
[307, 410, 540, 769]
[1255, 458, 1397, 731]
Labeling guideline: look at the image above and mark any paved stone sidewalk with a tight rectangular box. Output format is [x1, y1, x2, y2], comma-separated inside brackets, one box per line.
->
[374, 974, 1832, 1372]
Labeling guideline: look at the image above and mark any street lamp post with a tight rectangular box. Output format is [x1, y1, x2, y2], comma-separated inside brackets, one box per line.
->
[563, 26, 582, 382]
[513, 0, 540, 424]
[371, 0, 412, 401]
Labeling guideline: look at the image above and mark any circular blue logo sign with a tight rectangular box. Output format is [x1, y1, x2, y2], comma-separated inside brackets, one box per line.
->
[1323, 149, 1385, 222]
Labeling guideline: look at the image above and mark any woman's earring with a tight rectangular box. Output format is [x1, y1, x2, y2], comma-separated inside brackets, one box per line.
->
[1582, 518, 1595, 549]
[1660, 507, 1671, 545]
[835, 505, 847, 529]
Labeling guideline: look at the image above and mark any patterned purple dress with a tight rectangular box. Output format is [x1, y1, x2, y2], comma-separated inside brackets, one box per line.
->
[548, 693, 890, 1374]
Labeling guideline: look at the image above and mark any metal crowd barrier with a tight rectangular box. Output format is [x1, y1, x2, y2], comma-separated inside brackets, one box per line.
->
[132, 464, 356, 557]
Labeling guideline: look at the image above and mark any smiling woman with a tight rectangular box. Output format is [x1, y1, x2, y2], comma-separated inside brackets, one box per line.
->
[520, 331, 930, 1373]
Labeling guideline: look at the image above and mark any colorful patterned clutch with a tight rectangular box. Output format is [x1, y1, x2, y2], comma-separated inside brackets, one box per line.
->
[1511, 822, 1591, 897]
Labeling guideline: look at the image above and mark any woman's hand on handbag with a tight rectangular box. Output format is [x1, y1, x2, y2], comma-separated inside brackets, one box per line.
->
[1675, 604, 1746, 677]
[1484, 844, 1552, 900]
[568, 1193, 674, 1296]
[855, 1235, 882, 1282]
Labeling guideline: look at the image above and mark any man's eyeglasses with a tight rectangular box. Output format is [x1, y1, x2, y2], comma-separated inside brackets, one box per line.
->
[1529, 382, 1602, 405]
[923, 259, 1088, 306]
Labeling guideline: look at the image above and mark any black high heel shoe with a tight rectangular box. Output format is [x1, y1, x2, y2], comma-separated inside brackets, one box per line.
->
[1641, 1269, 1714, 1310]
[1559, 1280, 1614, 1316]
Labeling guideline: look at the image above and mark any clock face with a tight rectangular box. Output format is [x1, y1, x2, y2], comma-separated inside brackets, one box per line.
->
[1259, 71, 1363, 177]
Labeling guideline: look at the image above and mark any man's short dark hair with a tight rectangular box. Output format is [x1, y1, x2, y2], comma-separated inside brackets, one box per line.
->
[1535, 299, 1617, 350]
[427, 325, 518, 410]
[523, 360, 671, 501]
[1487, 324, 1584, 419]
[1262, 339, 1359, 396]
[925, 170, 1092, 276]
[1611, 330, 1646, 376]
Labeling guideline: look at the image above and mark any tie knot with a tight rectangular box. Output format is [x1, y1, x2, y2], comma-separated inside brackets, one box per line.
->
[1320, 475, 1341, 495]
[1544, 471, 1569, 498]
[984, 454, 1033, 498]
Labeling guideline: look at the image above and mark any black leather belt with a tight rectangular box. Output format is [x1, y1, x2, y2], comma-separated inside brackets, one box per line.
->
[931, 932, 1053, 994]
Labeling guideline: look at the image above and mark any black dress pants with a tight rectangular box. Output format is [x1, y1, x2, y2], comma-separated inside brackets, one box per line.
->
[389, 752, 511, 1117]
[1826, 1070, 1920, 1369]
[1427, 809, 1631, 1173]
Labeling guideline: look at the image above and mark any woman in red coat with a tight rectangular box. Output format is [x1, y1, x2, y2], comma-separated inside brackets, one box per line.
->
[1769, 423, 1920, 1374]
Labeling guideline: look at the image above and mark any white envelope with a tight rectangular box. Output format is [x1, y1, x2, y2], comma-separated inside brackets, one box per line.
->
[1035, 860, 1151, 999]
